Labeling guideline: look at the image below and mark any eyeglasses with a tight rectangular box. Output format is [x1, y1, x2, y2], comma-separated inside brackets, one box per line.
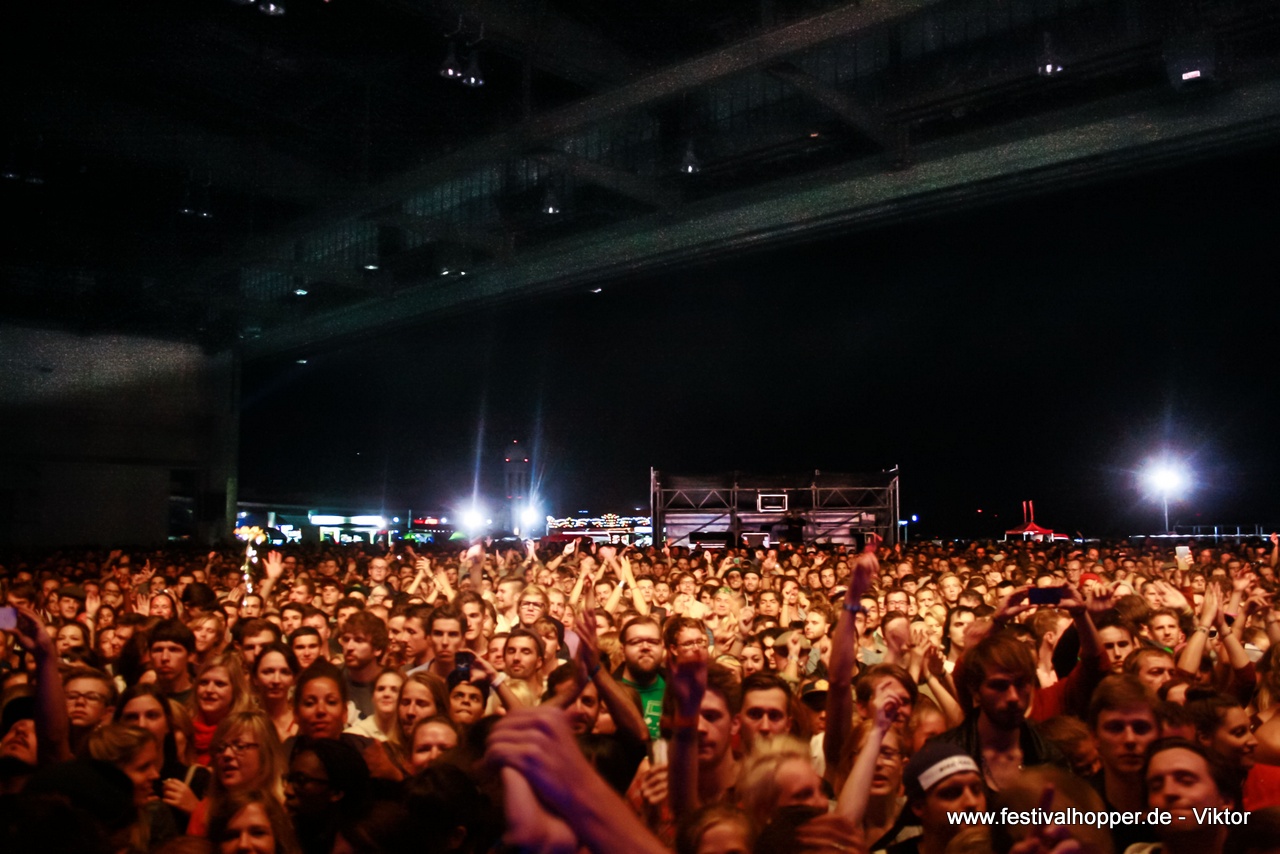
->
[677, 638, 709, 650]
[284, 771, 330, 788]
[212, 741, 260, 757]
[518, 601, 546, 610]
[66, 691, 107, 705]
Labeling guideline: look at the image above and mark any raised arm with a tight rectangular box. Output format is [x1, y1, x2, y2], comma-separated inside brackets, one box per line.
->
[13, 606, 71, 765]
[835, 695, 898, 824]
[667, 647, 707, 820]
[824, 549, 876, 777]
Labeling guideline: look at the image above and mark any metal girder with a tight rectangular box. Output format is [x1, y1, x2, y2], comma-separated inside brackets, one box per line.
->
[767, 62, 893, 151]
[241, 73, 1280, 358]
[376, 213, 513, 260]
[530, 151, 680, 211]
[184, 0, 944, 297]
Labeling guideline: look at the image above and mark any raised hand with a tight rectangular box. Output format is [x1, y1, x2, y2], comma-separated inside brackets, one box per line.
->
[501, 768, 578, 854]
[263, 550, 285, 582]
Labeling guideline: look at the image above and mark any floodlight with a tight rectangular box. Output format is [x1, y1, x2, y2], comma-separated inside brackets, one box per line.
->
[520, 506, 539, 527]
[462, 509, 484, 530]
[1142, 459, 1191, 533]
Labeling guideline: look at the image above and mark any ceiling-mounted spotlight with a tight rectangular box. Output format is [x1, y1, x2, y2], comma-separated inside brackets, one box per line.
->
[293, 287, 309, 296]
[258, 0, 286, 16]
[680, 140, 701, 174]
[1037, 32, 1063, 77]
[362, 258, 380, 271]
[439, 41, 462, 79]
[1165, 31, 1217, 91]
[461, 52, 484, 87]
[541, 185, 560, 215]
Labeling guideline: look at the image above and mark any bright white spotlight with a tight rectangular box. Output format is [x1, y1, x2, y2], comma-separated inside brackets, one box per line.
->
[461, 509, 484, 531]
[520, 506, 539, 527]
[1141, 468, 1187, 494]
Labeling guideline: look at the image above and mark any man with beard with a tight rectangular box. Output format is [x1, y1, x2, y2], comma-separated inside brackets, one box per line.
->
[618, 617, 666, 740]
[936, 632, 1067, 792]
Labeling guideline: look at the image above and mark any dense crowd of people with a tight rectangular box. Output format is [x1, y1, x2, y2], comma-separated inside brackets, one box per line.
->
[4, 532, 1280, 854]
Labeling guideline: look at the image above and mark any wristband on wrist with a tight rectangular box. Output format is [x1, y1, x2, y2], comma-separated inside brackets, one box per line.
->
[587, 663, 601, 679]
[491, 672, 509, 688]
[842, 602, 866, 615]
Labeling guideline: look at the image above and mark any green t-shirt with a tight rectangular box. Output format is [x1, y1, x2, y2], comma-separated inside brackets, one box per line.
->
[620, 673, 667, 740]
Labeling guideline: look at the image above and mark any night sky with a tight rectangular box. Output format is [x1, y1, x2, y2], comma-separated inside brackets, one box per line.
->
[240, 142, 1280, 540]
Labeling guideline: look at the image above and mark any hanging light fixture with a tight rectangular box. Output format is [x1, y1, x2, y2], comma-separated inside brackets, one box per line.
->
[439, 41, 462, 79]
[461, 51, 484, 87]
[680, 140, 701, 174]
[258, 0, 286, 16]
[1037, 32, 1063, 77]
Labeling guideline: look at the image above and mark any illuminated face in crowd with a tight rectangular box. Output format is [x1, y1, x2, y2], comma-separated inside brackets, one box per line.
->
[503, 636, 543, 680]
[1098, 627, 1135, 673]
[449, 683, 485, 724]
[291, 633, 323, 670]
[1146, 747, 1231, 830]
[976, 667, 1034, 730]
[1094, 705, 1157, 777]
[1148, 614, 1183, 650]
[739, 687, 791, 749]
[757, 591, 780, 618]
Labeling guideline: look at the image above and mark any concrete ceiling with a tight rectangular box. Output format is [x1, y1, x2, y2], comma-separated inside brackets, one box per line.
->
[3, 0, 1278, 356]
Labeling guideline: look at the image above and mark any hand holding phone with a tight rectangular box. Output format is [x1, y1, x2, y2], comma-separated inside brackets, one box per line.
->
[1028, 588, 1065, 606]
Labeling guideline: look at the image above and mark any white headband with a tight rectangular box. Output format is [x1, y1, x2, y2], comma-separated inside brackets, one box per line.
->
[917, 755, 980, 792]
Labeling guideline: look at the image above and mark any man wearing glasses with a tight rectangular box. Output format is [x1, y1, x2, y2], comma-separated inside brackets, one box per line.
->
[62, 666, 117, 754]
[619, 617, 666, 739]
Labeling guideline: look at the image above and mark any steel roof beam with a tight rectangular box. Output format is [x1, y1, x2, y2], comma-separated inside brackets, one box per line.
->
[767, 63, 893, 151]
[530, 151, 680, 212]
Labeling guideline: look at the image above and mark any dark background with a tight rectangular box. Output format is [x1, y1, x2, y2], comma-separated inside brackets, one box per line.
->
[240, 142, 1280, 540]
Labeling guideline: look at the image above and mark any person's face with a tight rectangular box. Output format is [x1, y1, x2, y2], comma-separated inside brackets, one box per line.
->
[340, 630, 378, 671]
[64, 677, 112, 728]
[495, 583, 520, 611]
[320, 584, 342, 606]
[122, 739, 162, 807]
[781, 581, 798, 604]
[368, 559, 389, 583]
[254, 651, 294, 703]
[976, 667, 1034, 730]
[398, 681, 439, 733]
[712, 590, 732, 616]
[212, 732, 262, 793]
[486, 636, 506, 670]
[1098, 627, 1135, 673]
[291, 635, 322, 669]
[678, 576, 696, 596]
[371, 672, 402, 717]
[773, 756, 828, 812]
[695, 821, 751, 854]
[654, 582, 671, 604]
[151, 640, 190, 684]
[218, 802, 276, 854]
[1146, 747, 1231, 828]
[503, 637, 542, 679]
[567, 681, 601, 735]
[449, 683, 484, 724]
[411, 721, 457, 772]
[290, 584, 312, 604]
[193, 620, 221, 654]
[886, 592, 910, 614]
[916, 589, 936, 611]
[757, 592, 780, 617]
[151, 595, 174, 620]
[430, 618, 464, 663]
[121, 695, 169, 743]
[1094, 706, 1158, 777]
[241, 631, 274, 668]
[1208, 706, 1257, 770]
[297, 677, 345, 740]
[240, 596, 263, 619]
[284, 750, 335, 818]
[622, 624, 663, 676]
[914, 771, 986, 835]
[281, 610, 303, 634]
[460, 602, 484, 641]
[97, 627, 124, 661]
[695, 690, 738, 766]
[948, 612, 974, 650]
[399, 617, 429, 661]
[101, 582, 123, 607]
[1135, 654, 1176, 693]
[1149, 615, 1183, 649]
[803, 611, 829, 641]
[739, 687, 791, 747]
[868, 729, 905, 798]
[59, 595, 81, 620]
[56, 624, 85, 655]
[940, 577, 962, 603]
[0, 719, 37, 765]
[1143, 584, 1164, 609]
[740, 645, 766, 677]
[197, 666, 236, 720]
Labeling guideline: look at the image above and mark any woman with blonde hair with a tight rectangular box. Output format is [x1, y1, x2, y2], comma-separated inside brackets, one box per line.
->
[735, 735, 828, 829]
[347, 667, 404, 746]
[189, 612, 228, 668]
[191, 653, 254, 765]
[188, 710, 286, 838]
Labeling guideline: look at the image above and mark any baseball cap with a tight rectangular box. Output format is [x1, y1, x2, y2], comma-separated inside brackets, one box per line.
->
[904, 741, 980, 800]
